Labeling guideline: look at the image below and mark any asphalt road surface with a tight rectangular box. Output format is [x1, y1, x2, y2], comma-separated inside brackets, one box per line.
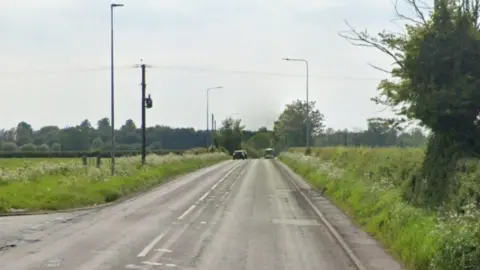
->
[0, 160, 402, 270]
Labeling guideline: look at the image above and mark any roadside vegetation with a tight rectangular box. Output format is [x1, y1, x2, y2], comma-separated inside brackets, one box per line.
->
[281, 147, 480, 269]
[0, 152, 228, 213]
[275, 0, 480, 268]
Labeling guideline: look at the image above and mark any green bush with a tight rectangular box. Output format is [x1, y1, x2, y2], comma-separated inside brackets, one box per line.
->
[280, 147, 480, 270]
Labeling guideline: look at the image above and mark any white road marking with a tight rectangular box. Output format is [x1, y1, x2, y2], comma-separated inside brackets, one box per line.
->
[125, 264, 143, 268]
[196, 163, 240, 203]
[45, 259, 63, 267]
[200, 221, 207, 224]
[197, 190, 210, 202]
[147, 224, 189, 262]
[142, 261, 163, 266]
[137, 228, 171, 257]
[281, 163, 367, 270]
[166, 263, 178, 267]
[229, 179, 239, 190]
[176, 163, 243, 220]
[154, 248, 172, 253]
[177, 205, 196, 220]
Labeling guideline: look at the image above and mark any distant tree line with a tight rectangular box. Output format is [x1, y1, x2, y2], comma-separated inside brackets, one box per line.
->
[270, 100, 428, 151]
[0, 110, 427, 155]
[0, 118, 252, 153]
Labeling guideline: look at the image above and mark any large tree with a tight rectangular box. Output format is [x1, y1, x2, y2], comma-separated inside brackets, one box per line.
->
[215, 117, 245, 154]
[340, 0, 480, 207]
[273, 100, 325, 150]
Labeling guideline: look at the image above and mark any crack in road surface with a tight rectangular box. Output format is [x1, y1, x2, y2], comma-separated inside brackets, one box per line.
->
[0, 160, 403, 270]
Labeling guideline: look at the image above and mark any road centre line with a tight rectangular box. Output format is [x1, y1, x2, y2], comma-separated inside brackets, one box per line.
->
[198, 162, 243, 202]
[137, 228, 171, 257]
[137, 163, 246, 260]
[176, 162, 244, 220]
[176, 205, 196, 220]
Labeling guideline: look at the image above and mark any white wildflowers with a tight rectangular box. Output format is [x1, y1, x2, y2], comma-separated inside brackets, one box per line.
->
[0, 152, 228, 183]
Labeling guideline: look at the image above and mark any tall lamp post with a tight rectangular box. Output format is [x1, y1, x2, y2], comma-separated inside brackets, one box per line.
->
[206, 86, 222, 147]
[110, 3, 124, 175]
[282, 58, 310, 152]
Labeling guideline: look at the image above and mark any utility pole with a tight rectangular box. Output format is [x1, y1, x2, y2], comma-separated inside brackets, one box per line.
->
[135, 61, 153, 165]
[141, 64, 147, 164]
[110, 3, 124, 176]
[211, 113, 215, 148]
[282, 58, 310, 152]
[206, 86, 222, 148]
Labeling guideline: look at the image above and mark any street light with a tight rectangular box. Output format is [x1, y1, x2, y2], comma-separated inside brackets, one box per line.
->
[282, 57, 310, 152]
[110, 3, 124, 175]
[206, 86, 222, 147]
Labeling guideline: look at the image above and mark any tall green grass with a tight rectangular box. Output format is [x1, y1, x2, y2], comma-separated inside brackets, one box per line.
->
[0, 153, 228, 213]
[281, 147, 480, 270]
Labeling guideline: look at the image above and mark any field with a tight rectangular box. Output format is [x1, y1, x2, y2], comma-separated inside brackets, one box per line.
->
[280, 147, 480, 270]
[0, 152, 229, 213]
[0, 158, 78, 169]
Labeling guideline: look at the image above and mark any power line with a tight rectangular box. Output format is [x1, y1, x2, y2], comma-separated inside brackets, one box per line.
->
[148, 64, 383, 81]
[0, 64, 384, 81]
[0, 66, 132, 78]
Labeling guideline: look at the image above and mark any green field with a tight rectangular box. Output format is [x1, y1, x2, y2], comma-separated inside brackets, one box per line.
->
[0, 158, 78, 169]
[0, 152, 229, 213]
[281, 147, 480, 270]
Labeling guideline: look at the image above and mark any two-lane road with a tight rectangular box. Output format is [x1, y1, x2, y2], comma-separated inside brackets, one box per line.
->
[0, 160, 363, 269]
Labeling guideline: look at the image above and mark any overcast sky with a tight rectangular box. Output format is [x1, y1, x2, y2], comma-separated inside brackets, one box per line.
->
[0, 0, 419, 131]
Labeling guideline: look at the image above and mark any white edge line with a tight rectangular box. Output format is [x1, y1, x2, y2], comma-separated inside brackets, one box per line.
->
[137, 229, 169, 257]
[280, 162, 367, 270]
[177, 204, 197, 220]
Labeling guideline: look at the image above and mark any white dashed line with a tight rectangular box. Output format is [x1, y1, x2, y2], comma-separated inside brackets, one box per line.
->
[177, 205, 197, 220]
[125, 264, 142, 269]
[176, 163, 243, 220]
[142, 261, 163, 266]
[137, 228, 170, 257]
[154, 248, 172, 253]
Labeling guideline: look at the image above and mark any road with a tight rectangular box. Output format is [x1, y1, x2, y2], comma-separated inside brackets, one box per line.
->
[0, 160, 402, 270]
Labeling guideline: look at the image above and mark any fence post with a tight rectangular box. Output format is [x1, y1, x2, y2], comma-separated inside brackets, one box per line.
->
[82, 156, 87, 167]
[96, 156, 102, 168]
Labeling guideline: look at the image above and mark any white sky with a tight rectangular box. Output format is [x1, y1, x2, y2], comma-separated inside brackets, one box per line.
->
[0, 0, 424, 131]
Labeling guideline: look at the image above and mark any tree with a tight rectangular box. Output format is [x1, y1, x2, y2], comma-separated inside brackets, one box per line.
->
[216, 117, 244, 154]
[51, 142, 61, 152]
[16, 122, 33, 146]
[34, 126, 60, 146]
[148, 141, 163, 150]
[0, 116, 258, 153]
[1, 142, 17, 152]
[273, 100, 325, 149]
[247, 128, 273, 150]
[119, 119, 140, 145]
[339, 0, 480, 207]
[19, 143, 36, 152]
[91, 137, 104, 150]
[37, 144, 50, 152]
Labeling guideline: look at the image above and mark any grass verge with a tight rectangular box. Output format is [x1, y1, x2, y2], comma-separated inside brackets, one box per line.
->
[0, 153, 228, 213]
[280, 148, 480, 270]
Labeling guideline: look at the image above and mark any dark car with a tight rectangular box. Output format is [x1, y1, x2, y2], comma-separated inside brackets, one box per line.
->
[233, 150, 247, 160]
